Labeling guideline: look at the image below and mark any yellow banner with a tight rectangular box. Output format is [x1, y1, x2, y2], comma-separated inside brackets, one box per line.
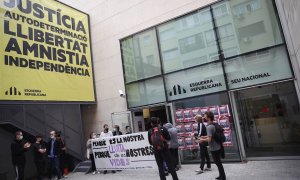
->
[0, 0, 95, 102]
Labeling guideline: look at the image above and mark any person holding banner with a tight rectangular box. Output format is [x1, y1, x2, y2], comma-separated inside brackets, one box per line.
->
[112, 125, 123, 136]
[87, 132, 98, 175]
[100, 124, 116, 174]
[148, 117, 179, 180]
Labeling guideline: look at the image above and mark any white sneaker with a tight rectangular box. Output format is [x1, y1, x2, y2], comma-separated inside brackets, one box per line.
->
[195, 169, 204, 173]
[92, 171, 97, 175]
[204, 168, 212, 171]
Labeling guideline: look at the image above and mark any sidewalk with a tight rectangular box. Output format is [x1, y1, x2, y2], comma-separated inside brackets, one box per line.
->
[67, 160, 300, 180]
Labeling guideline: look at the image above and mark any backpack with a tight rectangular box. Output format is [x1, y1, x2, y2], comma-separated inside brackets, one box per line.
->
[213, 123, 226, 144]
[151, 127, 166, 150]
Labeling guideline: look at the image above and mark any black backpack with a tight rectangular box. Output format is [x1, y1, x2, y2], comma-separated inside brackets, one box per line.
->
[150, 127, 166, 150]
[213, 123, 226, 144]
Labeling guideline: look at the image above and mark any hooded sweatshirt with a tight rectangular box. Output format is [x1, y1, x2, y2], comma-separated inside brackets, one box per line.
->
[163, 123, 179, 149]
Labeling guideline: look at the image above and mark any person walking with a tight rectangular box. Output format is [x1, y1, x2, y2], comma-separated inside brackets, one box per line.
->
[200, 111, 226, 180]
[194, 115, 211, 174]
[100, 124, 116, 174]
[148, 117, 179, 180]
[47, 131, 62, 180]
[87, 132, 98, 175]
[163, 123, 179, 170]
[33, 134, 47, 180]
[11, 131, 31, 180]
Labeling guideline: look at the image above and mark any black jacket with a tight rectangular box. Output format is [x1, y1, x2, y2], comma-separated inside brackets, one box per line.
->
[113, 131, 123, 136]
[148, 126, 170, 150]
[197, 122, 208, 146]
[47, 139, 62, 157]
[11, 139, 27, 165]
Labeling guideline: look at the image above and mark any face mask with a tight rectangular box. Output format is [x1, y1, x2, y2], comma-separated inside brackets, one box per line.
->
[92, 135, 96, 139]
[105, 128, 109, 131]
[19, 135, 23, 140]
[116, 128, 120, 132]
[112, 128, 116, 132]
[50, 135, 55, 139]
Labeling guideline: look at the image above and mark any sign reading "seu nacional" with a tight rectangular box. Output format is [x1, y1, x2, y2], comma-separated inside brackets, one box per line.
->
[0, 0, 95, 102]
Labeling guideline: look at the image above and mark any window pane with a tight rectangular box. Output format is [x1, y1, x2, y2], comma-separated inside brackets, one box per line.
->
[121, 29, 161, 83]
[225, 46, 293, 89]
[126, 77, 165, 108]
[213, 0, 283, 58]
[158, 8, 219, 73]
[165, 62, 226, 101]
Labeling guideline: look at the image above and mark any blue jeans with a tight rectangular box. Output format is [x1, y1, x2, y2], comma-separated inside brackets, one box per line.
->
[48, 157, 61, 179]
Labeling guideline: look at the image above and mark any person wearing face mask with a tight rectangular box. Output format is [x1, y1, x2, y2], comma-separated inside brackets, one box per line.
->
[47, 131, 62, 180]
[100, 124, 115, 174]
[33, 134, 47, 180]
[87, 132, 98, 175]
[112, 125, 123, 136]
[11, 131, 31, 180]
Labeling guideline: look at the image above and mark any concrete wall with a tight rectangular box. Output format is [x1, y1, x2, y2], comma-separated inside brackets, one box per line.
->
[275, 0, 300, 102]
[59, 0, 217, 139]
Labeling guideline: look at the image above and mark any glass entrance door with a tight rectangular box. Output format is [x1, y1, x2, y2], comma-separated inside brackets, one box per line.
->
[234, 81, 300, 157]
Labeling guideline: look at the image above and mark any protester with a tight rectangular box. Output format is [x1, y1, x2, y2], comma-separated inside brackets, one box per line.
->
[163, 123, 179, 170]
[100, 124, 116, 174]
[125, 125, 132, 134]
[112, 125, 123, 136]
[87, 132, 98, 175]
[56, 131, 68, 178]
[148, 117, 179, 180]
[11, 131, 31, 180]
[194, 115, 211, 174]
[33, 134, 47, 180]
[47, 131, 62, 180]
[200, 111, 226, 180]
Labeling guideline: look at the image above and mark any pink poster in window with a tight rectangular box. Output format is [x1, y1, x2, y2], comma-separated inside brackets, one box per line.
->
[192, 123, 198, 134]
[184, 124, 193, 136]
[183, 108, 192, 122]
[185, 137, 194, 149]
[175, 109, 184, 123]
[200, 107, 209, 115]
[191, 107, 201, 122]
[176, 124, 185, 136]
[223, 130, 233, 147]
[178, 138, 185, 150]
[219, 116, 230, 130]
[219, 105, 230, 116]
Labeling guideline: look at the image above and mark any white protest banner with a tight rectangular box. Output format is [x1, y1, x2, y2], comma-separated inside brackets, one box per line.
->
[91, 132, 157, 170]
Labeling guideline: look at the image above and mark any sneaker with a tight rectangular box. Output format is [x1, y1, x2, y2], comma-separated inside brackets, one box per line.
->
[195, 169, 204, 174]
[205, 168, 212, 171]
[97, 171, 101, 174]
[62, 175, 68, 178]
[112, 170, 116, 173]
[104, 170, 107, 174]
[92, 171, 97, 175]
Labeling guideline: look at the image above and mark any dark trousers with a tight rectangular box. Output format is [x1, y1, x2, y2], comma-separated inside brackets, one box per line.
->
[60, 153, 66, 175]
[200, 145, 211, 170]
[35, 160, 45, 180]
[154, 149, 178, 180]
[211, 150, 226, 180]
[14, 164, 25, 180]
[48, 157, 61, 179]
[169, 148, 179, 167]
[89, 154, 96, 171]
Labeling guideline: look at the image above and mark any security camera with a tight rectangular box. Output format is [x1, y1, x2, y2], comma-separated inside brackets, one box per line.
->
[119, 90, 126, 97]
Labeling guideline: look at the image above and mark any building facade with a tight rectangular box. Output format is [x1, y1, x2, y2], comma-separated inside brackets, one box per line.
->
[59, 0, 300, 163]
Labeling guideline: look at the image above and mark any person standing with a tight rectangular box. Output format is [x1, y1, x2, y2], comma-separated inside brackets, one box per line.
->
[100, 124, 115, 174]
[11, 131, 31, 180]
[148, 117, 179, 180]
[56, 131, 68, 178]
[200, 111, 226, 180]
[163, 123, 179, 170]
[87, 132, 98, 175]
[125, 126, 132, 134]
[112, 125, 123, 136]
[33, 134, 47, 180]
[47, 131, 62, 180]
[194, 115, 211, 174]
